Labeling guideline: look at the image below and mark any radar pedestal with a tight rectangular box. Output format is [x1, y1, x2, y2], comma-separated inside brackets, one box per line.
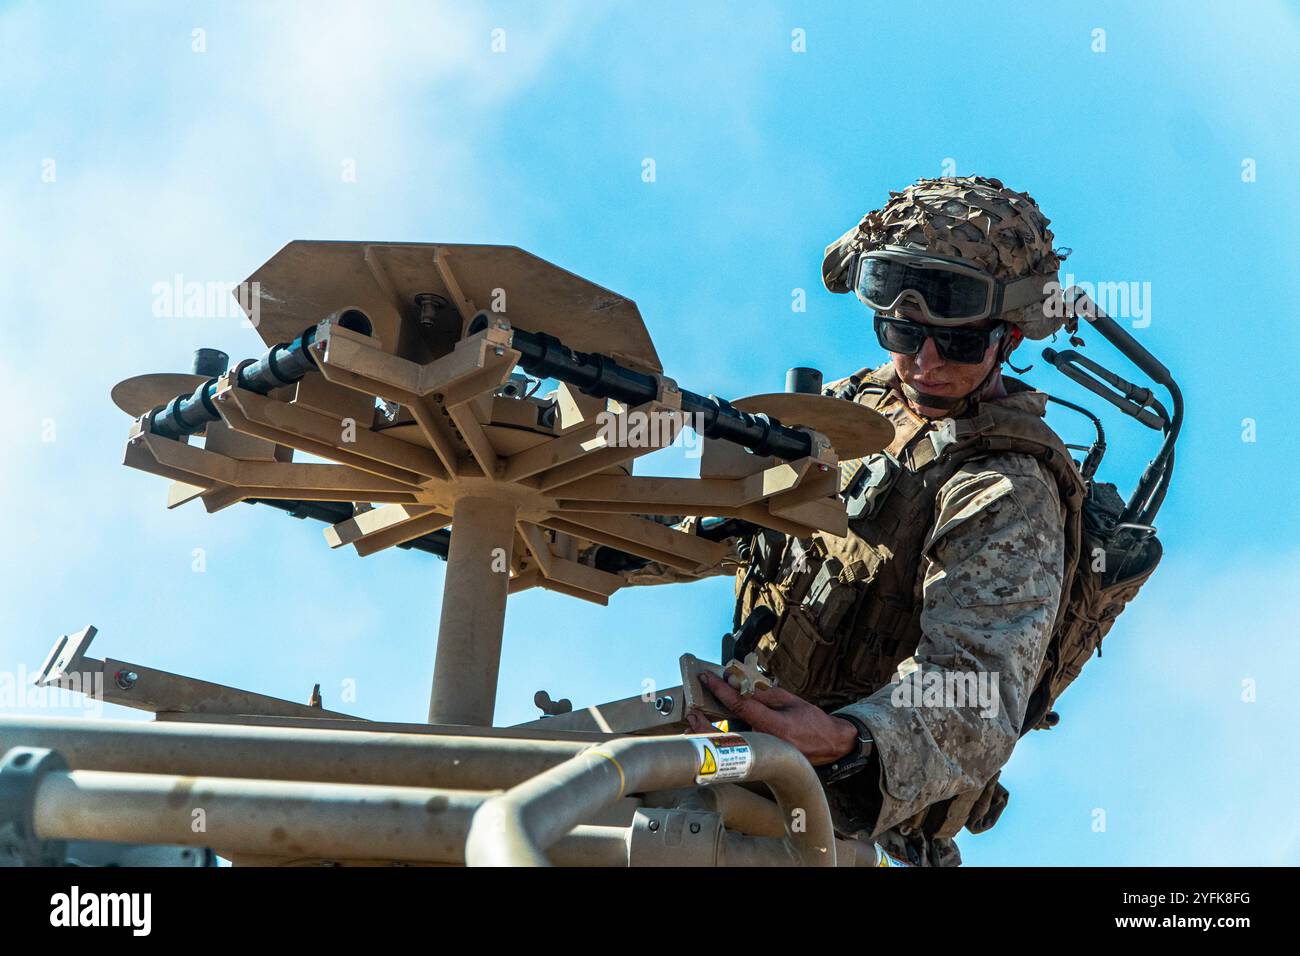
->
[429, 495, 516, 725]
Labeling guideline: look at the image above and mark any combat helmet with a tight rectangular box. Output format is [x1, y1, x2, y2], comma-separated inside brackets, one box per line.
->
[823, 175, 1066, 341]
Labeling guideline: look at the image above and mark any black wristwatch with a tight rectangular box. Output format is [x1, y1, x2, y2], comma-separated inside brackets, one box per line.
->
[818, 714, 875, 784]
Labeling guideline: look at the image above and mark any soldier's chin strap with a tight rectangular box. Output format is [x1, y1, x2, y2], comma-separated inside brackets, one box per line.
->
[901, 383, 967, 414]
[903, 323, 1023, 419]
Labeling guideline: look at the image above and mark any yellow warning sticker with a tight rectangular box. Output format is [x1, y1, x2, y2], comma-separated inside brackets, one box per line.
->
[692, 734, 752, 785]
[699, 747, 718, 775]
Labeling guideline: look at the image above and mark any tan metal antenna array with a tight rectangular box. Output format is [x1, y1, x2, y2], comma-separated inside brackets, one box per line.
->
[113, 241, 893, 728]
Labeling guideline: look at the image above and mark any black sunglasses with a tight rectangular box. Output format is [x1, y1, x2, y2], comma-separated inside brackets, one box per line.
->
[873, 314, 1005, 365]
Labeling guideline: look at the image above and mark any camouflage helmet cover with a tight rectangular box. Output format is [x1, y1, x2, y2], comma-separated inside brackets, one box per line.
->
[823, 175, 1065, 340]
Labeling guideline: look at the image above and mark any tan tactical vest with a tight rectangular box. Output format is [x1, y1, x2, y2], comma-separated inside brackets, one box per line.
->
[739, 366, 1085, 704]
[734, 366, 1088, 837]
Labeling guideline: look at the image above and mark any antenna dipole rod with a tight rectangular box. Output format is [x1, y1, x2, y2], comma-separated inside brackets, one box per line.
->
[478, 317, 816, 462]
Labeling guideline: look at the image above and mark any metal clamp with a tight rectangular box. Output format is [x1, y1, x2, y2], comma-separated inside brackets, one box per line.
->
[0, 747, 68, 866]
[628, 808, 723, 866]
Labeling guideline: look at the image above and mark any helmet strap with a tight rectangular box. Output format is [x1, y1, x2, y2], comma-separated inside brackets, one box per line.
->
[901, 383, 967, 414]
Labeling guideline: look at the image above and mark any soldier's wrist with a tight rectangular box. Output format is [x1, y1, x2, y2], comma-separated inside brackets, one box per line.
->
[836, 714, 874, 760]
[830, 717, 862, 760]
[818, 715, 876, 784]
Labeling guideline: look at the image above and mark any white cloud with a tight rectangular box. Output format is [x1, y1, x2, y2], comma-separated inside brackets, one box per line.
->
[0, 1, 591, 661]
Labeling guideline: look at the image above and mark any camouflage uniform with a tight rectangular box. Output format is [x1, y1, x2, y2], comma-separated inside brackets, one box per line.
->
[621, 176, 1077, 865]
[802, 177, 1073, 865]
[815, 368, 1068, 867]
[616, 366, 1072, 866]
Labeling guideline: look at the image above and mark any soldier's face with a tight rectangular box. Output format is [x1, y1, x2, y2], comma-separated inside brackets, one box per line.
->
[886, 306, 1005, 409]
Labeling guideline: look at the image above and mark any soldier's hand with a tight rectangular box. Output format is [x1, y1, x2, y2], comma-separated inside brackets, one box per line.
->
[685, 671, 859, 767]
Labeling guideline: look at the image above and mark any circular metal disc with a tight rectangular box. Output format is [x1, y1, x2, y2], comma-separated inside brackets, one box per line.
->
[731, 392, 895, 459]
[111, 373, 209, 417]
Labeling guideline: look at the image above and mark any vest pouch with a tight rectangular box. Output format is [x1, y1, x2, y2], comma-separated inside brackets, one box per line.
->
[844, 452, 901, 521]
[758, 604, 838, 699]
[805, 557, 861, 636]
[845, 599, 916, 673]
[964, 773, 1010, 834]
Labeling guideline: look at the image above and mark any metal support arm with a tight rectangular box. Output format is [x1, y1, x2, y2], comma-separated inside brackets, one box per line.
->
[464, 733, 836, 866]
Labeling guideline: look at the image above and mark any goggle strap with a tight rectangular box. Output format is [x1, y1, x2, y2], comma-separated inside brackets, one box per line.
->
[999, 272, 1056, 312]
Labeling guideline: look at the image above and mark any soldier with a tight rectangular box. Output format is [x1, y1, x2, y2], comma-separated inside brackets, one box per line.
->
[679, 176, 1082, 866]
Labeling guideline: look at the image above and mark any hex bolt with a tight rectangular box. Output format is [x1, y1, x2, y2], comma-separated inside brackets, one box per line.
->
[689, 822, 701, 834]
[114, 670, 138, 691]
[654, 695, 674, 715]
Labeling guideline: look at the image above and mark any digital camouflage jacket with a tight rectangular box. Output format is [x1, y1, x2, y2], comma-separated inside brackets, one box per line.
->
[627, 365, 1077, 866]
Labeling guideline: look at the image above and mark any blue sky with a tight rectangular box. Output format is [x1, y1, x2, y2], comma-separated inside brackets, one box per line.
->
[1, 1, 1297, 865]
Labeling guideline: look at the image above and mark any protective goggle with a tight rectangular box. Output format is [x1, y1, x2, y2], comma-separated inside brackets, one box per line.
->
[852, 245, 1051, 325]
[874, 313, 1006, 365]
